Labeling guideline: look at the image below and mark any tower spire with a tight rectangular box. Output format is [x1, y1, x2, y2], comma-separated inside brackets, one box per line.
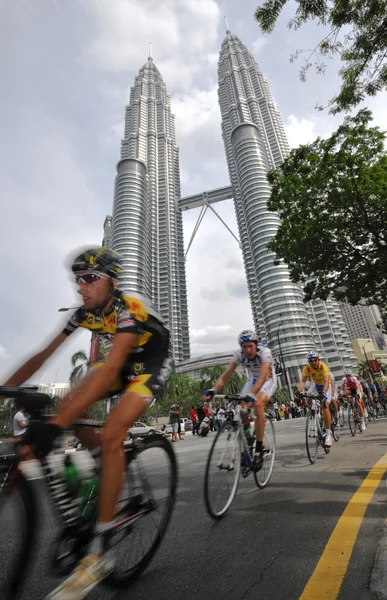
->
[224, 15, 230, 32]
[148, 41, 152, 61]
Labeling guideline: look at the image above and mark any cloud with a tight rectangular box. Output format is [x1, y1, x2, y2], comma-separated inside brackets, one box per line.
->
[79, 0, 222, 91]
[225, 281, 249, 298]
[190, 324, 240, 355]
[0, 345, 10, 360]
[252, 36, 269, 56]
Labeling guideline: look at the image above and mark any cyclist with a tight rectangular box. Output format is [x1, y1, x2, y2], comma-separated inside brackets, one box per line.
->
[203, 330, 276, 470]
[329, 371, 341, 420]
[295, 352, 333, 447]
[339, 369, 366, 431]
[1, 247, 172, 600]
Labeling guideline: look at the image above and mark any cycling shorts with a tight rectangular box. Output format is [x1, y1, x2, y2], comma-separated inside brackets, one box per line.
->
[240, 376, 277, 400]
[91, 350, 172, 403]
[307, 383, 331, 403]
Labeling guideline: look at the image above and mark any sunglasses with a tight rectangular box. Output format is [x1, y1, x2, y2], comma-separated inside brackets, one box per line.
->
[75, 272, 109, 285]
[309, 359, 319, 363]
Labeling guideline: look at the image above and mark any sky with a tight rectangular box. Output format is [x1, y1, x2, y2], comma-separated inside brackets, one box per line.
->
[1, 0, 386, 384]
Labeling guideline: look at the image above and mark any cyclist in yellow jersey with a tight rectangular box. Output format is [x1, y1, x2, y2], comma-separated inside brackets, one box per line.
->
[295, 351, 333, 447]
[1, 247, 172, 600]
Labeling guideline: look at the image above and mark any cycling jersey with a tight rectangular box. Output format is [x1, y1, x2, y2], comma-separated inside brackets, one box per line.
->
[232, 344, 276, 381]
[341, 376, 360, 392]
[302, 361, 329, 386]
[63, 290, 171, 399]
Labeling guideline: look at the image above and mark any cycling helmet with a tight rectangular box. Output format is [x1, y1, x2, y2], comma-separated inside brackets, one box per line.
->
[70, 246, 122, 279]
[344, 368, 353, 377]
[307, 351, 319, 362]
[238, 330, 258, 345]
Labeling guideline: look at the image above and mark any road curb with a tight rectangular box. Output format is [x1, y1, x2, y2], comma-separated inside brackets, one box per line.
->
[370, 517, 387, 599]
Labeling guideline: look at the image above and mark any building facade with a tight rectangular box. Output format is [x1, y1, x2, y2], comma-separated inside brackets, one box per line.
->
[102, 215, 112, 250]
[217, 28, 353, 381]
[110, 55, 190, 362]
[340, 303, 382, 341]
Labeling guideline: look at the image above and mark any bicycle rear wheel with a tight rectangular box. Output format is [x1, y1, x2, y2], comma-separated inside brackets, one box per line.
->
[0, 463, 37, 600]
[348, 407, 356, 436]
[306, 412, 319, 464]
[107, 434, 177, 588]
[204, 421, 241, 519]
[254, 419, 276, 488]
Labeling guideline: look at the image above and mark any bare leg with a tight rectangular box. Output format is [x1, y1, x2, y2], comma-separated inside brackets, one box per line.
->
[254, 392, 269, 443]
[98, 392, 149, 523]
[322, 403, 331, 430]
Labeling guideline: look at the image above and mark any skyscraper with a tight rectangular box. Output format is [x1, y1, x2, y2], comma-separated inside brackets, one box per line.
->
[340, 302, 382, 340]
[217, 27, 353, 379]
[110, 54, 190, 362]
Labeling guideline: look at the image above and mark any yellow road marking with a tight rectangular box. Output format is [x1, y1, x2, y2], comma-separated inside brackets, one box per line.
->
[300, 452, 387, 599]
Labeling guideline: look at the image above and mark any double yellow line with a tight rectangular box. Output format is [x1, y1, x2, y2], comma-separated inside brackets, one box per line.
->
[300, 452, 387, 599]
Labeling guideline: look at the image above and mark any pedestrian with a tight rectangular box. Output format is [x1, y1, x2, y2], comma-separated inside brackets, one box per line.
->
[217, 406, 225, 430]
[196, 404, 205, 432]
[284, 404, 289, 420]
[13, 405, 28, 441]
[190, 405, 198, 435]
[169, 404, 179, 442]
[273, 401, 281, 421]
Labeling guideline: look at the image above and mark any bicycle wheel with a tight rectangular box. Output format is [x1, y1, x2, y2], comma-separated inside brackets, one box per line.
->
[331, 411, 340, 442]
[306, 412, 319, 464]
[254, 418, 276, 488]
[348, 407, 356, 437]
[204, 421, 241, 519]
[107, 434, 177, 588]
[0, 465, 37, 600]
[339, 407, 345, 428]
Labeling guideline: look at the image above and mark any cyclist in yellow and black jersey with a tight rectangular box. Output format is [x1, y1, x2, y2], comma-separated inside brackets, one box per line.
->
[63, 289, 170, 395]
[1, 247, 172, 600]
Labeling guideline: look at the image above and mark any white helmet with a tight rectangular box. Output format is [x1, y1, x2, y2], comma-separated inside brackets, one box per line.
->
[238, 330, 258, 345]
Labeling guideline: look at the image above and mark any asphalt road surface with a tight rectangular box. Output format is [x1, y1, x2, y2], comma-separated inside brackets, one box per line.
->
[1, 415, 387, 600]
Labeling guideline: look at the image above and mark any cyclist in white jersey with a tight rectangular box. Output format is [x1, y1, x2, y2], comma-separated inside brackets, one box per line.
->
[204, 330, 277, 470]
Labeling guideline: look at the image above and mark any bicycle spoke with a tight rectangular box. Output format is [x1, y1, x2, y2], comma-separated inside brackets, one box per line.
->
[204, 422, 241, 519]
[254, 419, 276, 488]
[306, 412, 319, 464]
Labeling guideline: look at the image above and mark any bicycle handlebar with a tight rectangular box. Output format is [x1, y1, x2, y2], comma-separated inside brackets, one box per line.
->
[224, 394, 253, 403]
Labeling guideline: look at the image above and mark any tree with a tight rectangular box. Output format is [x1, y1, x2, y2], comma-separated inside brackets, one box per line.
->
[69, 350, 89, 385]
[355, 360, 372, 379]
[266, 109, 387, 307]
[254, 0, 387, 113]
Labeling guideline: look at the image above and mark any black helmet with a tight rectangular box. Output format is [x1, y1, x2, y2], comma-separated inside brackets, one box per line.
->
[70, 247, 122, 279]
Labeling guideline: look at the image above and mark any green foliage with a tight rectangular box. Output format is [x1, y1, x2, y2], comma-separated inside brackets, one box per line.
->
[254, 0, 387, 113]
[154, 366, 246, 417]
[355, 360, 373, 379]
[271, 388, 291, 404]
[267, 109, 387, 306]
[69, 350, 89, 385]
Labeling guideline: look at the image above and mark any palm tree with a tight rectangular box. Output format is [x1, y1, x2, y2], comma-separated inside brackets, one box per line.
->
[355, 360, 372, 380]
[70, 350, 89, 385]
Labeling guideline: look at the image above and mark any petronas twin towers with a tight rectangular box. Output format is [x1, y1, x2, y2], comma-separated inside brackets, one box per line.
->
[106, 26, 353, 377]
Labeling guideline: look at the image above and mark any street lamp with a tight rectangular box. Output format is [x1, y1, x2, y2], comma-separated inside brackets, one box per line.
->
[362, 340, 375, 383]
[276, 324, 293, 400]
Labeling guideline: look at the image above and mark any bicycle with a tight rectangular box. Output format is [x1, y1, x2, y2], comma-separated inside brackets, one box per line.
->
[301, 393, 331, 464]
[342, 393, 365, 436]
[0, 386, 177, 600]
[204, 394, 276, 519]
[329, 400, 340, 442]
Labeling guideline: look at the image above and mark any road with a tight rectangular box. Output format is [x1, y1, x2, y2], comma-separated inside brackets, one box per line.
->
[1, 416, 387, 600]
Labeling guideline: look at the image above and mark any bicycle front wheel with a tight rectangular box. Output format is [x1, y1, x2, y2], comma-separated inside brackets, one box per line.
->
[331, 411, 340, 442]
[306, 412, 319, 464]
[254, 418, 276, 489]
[348, 407, 356, 437]
[204, 421, 241, 519]
[0, 465, 37, 600]
[107, 434, 177, 588]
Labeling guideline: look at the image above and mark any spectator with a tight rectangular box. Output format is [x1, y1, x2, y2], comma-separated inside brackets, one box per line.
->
[198, 417, 210, 437]
[273, 401, 281, 421]
[176, 404, 184, 440]
[217, 406, 225, 430]
[169, 404, 180, 442]
[13, 405, 28, 441]
[284, 404, 289, 420]
[190, 405, 198, 435]
[196, 404, 205, 430]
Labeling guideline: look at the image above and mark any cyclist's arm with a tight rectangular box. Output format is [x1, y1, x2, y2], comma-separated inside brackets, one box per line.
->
[2, 332, 69, 388]
[297, 376, 308, 393]
[53, 332, 138, 429]
[213, 362, 238, 392]
[249, 363, 271, 396]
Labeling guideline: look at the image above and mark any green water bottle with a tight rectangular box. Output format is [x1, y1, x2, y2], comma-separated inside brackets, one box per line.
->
[78, 472, 100, 522]
[63, 455, 81, 496]
[244, 424, 252, 444]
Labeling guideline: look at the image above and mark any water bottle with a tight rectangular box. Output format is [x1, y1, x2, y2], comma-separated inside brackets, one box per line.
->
[77, 472, 100, 522]
[243, 424, 252, 444]
[63, 455, 81, 496]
